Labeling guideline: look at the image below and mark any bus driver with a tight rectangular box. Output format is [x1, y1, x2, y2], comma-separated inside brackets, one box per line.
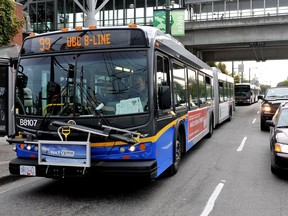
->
[131, 75, 148, 111]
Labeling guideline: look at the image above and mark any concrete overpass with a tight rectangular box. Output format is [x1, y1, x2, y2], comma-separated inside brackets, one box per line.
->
[176, 15, 288, 62]
[176, 0, 288, 62]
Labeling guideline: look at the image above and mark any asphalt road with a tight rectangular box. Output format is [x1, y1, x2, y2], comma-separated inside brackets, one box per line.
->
[1, 102, 288, 216]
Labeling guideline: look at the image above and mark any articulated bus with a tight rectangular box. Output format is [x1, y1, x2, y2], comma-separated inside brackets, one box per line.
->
[8, 25, 234, 179]
[235, 83, 260, 105]
[212, 68, 235, 125]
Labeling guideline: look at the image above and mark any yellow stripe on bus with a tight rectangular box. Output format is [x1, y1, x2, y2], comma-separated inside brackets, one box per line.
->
[90, 107, 211, 147]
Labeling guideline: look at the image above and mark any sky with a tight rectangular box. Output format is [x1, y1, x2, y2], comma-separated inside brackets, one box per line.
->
[224, 60, 288, 87]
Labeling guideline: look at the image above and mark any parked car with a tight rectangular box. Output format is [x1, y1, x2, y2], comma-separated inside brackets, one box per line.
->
[266, 102, 288, 175]
[259, 87, 288, 131]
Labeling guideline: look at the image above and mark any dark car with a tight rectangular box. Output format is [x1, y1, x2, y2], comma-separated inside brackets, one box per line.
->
[266, 102, 288, 175]
[259, 87, 288, 131]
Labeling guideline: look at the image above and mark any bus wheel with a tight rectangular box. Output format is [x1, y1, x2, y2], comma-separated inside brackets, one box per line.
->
[228, 108, 232, 122]
[166, 132, 182, 176]
[206, 116, 213, 138]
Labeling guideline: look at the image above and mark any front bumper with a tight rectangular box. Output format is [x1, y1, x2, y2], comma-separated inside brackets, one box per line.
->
[271, 152, 288, 171]
[261, 113, 275, 121]
[9, 158, 158, 179]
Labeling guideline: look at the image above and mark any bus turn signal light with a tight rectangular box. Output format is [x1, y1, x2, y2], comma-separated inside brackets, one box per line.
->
[129, 23, 137, 28]
[61, 27, 69, 32]
[139, 143, 146, 151]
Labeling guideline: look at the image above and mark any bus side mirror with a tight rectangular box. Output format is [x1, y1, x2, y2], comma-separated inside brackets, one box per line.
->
[158, 86, 171, 109]
[16, 73, 28, 88]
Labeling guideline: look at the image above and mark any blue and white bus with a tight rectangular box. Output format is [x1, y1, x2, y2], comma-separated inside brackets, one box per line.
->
[9, 25, 234, 179]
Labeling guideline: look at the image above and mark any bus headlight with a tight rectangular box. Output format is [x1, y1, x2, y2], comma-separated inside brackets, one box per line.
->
[129, 145, 136, 152]
[119, 147, 125, 153]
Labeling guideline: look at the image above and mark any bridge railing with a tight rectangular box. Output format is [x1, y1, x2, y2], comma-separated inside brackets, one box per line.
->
[186, 4, 288, 22]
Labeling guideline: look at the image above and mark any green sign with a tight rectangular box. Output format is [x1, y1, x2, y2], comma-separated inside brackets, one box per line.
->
[171, 9, 185, 36]
[153, 10, 166, 33]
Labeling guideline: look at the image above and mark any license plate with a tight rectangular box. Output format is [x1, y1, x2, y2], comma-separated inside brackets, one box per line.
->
[20, 165, 36, 176]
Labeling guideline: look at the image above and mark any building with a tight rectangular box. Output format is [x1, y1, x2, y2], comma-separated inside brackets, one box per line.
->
[16, 0, 183, 33]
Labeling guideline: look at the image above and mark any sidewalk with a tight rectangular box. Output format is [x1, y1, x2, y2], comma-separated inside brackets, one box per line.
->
[0, 136, 19, 184]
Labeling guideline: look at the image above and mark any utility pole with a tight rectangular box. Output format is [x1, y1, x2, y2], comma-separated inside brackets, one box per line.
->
[166, 0, 171, 34]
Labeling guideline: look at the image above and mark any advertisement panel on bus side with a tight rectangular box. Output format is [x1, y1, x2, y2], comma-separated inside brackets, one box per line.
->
[188, 109, 207, 140]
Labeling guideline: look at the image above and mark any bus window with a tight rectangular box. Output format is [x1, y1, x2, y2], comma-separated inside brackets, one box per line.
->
[219, 81, 224, 102]
[206, 76, 213, 104]
[198, 73, 206, 107]
[224, 82, 229, 101]
[188, 68, 198, 108]
[156, 55, 171, 116]
[172, 62, 187, 109]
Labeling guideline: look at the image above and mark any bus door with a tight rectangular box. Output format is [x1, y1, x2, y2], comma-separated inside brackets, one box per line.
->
[0, 58, 15, 136]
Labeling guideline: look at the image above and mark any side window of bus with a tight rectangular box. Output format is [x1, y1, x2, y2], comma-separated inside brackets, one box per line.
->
[198, 73, 207, 108]
[230, 83, 234, 99]
[225, 82, 229, 101]
[156, 55, 171, 116]
[206, 76, 213, 104]
[219, 81, 224, 102]
[188, 68, 198, 109]
[172, 62, 187, 109]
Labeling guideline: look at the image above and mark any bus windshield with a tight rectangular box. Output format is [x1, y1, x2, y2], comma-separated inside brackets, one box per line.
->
[235, 85, 251, 96]
[16, 51, 148, 117]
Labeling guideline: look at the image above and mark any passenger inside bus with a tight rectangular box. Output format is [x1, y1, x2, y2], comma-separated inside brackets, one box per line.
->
[131, 75, 148, 110]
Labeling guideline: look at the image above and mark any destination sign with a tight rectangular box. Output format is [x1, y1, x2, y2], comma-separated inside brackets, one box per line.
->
[21, 29, 148, 55]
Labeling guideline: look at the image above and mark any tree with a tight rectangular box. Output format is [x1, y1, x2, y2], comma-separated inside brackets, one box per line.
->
[0, 0, 24, 45]
[233, 74, 241, 84]
[217, 62, 229, 75]
[277, 80, 288, 87]
[206, 62, 229, 75]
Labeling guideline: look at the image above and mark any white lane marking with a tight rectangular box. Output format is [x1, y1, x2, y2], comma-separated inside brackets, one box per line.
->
[237, 136, 247, 152]
[0, 161, 9, 165]
[200, 181, 225, 216]
[252, 118, 256, 124]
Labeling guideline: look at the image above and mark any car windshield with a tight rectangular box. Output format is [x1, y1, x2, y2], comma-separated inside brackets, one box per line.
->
[277, 108, 288, 128]
[15, 51, 148, 117]
[266, 88, 288, 99]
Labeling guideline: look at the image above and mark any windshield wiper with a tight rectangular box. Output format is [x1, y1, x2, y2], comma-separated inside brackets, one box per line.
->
[52, 121, 142, 144]
[277, 126, 288, 128]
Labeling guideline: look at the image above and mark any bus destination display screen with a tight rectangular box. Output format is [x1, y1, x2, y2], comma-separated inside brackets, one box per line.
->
[21, 29, 148, 55]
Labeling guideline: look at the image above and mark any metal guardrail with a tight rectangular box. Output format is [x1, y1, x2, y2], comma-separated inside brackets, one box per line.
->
[187, 8, 288, 22]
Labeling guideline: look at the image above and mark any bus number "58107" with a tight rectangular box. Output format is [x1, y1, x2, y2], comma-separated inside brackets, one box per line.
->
[19, 119, 37, 127]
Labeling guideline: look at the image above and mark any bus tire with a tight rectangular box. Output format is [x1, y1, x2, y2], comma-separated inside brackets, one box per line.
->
[228, 108, 232, 122]
[166, 131, 183, 176]
[206, 116, 213, 138]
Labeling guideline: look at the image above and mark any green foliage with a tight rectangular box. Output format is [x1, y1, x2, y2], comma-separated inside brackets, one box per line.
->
[0, 0, 24, 45]
[206, 62, 217, 67]
[206, 62, 229, 75]
[260, 84, 271, 94]
[233, 74, 241, 84]
[217, 62, 228, 75]
[277, 80, 288, 87]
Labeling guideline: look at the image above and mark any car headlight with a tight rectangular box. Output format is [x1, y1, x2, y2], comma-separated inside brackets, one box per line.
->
[275, 143, 288, 153]
[262, 103, 271, 112]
